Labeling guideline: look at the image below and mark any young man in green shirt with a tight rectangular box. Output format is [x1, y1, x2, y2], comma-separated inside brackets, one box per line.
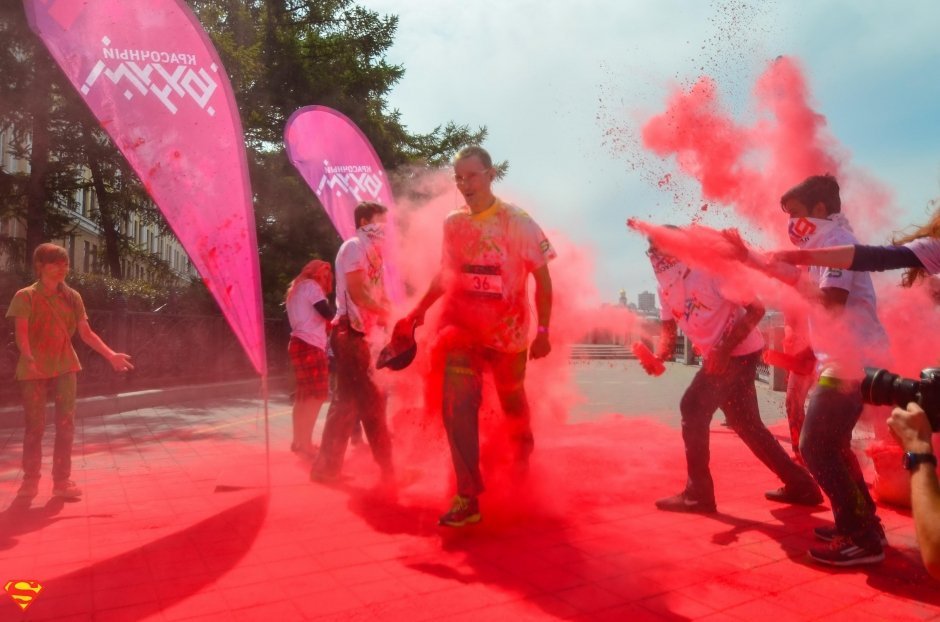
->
[6, 243, 133, 499]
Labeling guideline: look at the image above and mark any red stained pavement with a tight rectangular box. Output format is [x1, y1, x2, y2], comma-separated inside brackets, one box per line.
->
[0, 361, 937, 621]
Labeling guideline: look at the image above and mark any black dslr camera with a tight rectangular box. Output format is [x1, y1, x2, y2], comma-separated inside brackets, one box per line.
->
[861, 367, 940, 431]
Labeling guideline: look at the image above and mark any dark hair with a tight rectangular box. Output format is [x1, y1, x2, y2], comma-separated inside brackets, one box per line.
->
[353, 202, 388, 229]
[780, 174, 841, 215]
[455, 145, 493, 169]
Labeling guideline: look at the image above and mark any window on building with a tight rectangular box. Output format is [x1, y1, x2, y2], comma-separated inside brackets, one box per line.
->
[83, 240, 90, 273]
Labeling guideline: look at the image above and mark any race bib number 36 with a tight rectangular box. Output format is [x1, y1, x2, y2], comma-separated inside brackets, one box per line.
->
[460, 265, 503, 299]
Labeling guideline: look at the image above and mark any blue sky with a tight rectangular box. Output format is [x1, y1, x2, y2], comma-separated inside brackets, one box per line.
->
[363, 0, 940, 304]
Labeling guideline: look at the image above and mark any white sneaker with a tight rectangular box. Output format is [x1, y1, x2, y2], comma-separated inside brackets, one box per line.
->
[52, 480, 82, 499]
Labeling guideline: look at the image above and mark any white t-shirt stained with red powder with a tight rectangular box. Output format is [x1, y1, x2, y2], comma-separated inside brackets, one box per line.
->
[905, 237, 940, 275]
[334, 231, 385, 335]
[656, 263, 764, 359]
[439, 198, 556, 353]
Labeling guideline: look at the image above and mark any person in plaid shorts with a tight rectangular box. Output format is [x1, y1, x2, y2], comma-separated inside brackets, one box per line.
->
[285, 259, 334, 458]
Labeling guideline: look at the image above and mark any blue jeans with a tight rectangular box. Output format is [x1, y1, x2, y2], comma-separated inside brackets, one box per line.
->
[800, 381, 879, 541]
[679, 351, 817, 504]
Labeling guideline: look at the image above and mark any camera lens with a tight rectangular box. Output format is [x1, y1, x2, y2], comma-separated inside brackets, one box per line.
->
[861, 367, 920, 408]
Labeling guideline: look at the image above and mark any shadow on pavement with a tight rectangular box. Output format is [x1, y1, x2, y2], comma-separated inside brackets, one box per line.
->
[17, 493, 268, 619]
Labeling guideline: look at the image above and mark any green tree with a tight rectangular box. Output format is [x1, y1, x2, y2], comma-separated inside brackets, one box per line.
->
[187, 0, 490, 314]
[3, 1, 493, 315]
[0, 5, 160, 279]
[0, 4, 81, 269]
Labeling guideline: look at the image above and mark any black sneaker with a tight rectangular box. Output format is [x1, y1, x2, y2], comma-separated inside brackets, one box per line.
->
[438, 495, 481, 527]
[654, 491, 716, 514]
[814, 522, 888, 546]
[764, 485, 823, 506]
[809, 535, 884, 567]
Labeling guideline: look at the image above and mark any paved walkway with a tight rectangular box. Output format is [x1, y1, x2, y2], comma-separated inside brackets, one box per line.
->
[0, 361, 936, 621]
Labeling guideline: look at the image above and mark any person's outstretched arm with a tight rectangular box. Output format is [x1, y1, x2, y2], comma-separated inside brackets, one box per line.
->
[774, 244, 926, 273]
[78, 320, 133, 372]
[721, 229, 802, 285]
[771, 246, 855, 269]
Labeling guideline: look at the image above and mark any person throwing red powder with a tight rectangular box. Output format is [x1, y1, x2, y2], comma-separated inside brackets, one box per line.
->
[407, 145, 555, 527]
[641, 231, 821, 515]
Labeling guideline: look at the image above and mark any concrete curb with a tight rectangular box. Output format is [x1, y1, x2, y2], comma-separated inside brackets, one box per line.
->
[0, 375, 292, 428]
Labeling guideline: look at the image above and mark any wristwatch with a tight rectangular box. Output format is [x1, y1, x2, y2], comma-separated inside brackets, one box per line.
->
[902, 452, 938, 472]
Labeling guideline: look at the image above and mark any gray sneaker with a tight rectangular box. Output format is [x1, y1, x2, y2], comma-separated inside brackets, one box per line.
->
[52, 480, 82, 499]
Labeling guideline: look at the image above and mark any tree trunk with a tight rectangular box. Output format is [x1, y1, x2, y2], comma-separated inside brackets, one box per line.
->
[24, 70, 50, 267]
[85, 139, 124, 279]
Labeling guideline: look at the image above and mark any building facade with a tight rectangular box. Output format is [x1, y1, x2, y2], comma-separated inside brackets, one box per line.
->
[0, 124, 195, 282]
[637, 290, 657, 315]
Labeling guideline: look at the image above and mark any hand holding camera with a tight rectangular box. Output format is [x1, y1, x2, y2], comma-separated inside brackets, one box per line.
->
[887, 403, 934, 455]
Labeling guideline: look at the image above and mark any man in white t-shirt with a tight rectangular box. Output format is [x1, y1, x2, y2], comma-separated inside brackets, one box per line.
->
[407, 145, 555, 527]
[311, 202, 394, 485]
[775, 175, 890, 567]
[641, 233, 821, 516]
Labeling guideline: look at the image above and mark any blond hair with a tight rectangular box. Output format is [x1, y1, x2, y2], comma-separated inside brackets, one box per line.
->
[893, 204, 940, 287]
[285, 259, 332, 302]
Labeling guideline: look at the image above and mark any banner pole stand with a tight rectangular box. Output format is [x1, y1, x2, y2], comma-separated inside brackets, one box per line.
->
[262, 374, 271, 492]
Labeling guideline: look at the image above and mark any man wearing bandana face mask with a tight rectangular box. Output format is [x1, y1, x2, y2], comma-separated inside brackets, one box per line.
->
[775, 174, 890, 566]
[311, 202, 395, 485]
[642, 234, 821, 517]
